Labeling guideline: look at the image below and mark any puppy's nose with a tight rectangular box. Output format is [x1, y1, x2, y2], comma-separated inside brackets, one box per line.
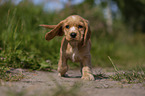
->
[70, 33, 77, 38]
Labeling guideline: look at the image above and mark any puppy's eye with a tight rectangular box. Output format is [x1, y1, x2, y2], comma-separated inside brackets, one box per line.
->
[66, 25, 69, 29]
[78, 25, 83, 28]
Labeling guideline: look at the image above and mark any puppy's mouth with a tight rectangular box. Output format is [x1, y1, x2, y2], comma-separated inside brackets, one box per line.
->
[68, 37, 80, 41]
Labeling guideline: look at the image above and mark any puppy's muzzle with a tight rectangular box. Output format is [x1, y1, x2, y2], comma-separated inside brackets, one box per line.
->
[70, 32, 77, 38]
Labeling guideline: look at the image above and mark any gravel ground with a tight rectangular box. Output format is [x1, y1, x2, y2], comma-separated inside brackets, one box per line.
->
[0, 68, 145, 96]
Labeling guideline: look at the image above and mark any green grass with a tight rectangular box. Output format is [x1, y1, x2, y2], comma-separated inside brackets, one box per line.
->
[0, 67, 24, 81]
[108, 56, 145, 83]
[110, 71, 145, 84]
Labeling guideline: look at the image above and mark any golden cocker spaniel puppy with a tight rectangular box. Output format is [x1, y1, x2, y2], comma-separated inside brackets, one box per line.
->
[40, 15, 95, 80]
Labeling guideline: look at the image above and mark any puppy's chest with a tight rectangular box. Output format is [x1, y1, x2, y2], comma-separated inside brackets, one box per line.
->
[66, 47, 81, 62]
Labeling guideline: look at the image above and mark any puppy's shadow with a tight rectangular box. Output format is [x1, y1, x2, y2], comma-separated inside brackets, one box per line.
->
[94, 74, 109, 80]
[64, 73, 108, 80]
[64, 74, 81, 78]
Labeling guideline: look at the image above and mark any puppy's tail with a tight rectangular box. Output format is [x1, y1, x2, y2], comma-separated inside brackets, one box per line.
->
[39, 24, 56, 29]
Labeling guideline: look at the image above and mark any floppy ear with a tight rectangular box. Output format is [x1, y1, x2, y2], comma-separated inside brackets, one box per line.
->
[83, 19, 91, 46]
[40, 21, 64, 41]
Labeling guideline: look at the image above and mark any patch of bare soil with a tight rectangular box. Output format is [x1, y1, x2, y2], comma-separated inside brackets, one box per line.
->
[0, 68, 145, 96]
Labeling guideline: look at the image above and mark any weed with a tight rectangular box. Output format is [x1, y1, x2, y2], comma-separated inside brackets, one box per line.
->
[108, 56, 145, 83]
[110, 71, 145, 84]
[0, 67, 24, 81]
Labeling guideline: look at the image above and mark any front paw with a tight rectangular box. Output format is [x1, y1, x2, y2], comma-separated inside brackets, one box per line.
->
[81, 74, 95, 81]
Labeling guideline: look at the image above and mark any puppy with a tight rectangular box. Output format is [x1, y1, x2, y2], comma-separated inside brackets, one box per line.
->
[40, 15, 94, 80]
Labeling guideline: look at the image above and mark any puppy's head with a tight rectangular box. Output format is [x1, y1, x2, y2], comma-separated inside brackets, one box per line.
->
[40, 15, 91, 46]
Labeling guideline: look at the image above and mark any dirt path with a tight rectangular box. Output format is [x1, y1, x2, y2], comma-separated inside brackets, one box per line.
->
[0, 68, 145, 96]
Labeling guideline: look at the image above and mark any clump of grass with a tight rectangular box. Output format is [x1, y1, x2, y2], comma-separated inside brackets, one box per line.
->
[0, 49, 52, 81]
[51, 81, 82, 96]
[1, 50, 40, 69]
[108, 56, 145, 83]
[110, 71, 145, 84]
[0, 67, 24, 81]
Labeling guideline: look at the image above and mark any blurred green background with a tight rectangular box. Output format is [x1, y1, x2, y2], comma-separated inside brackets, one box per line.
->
[0, 0, 145, 71]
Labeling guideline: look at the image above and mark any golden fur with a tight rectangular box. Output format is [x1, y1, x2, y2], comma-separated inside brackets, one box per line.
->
[40, 15, 94, 80]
